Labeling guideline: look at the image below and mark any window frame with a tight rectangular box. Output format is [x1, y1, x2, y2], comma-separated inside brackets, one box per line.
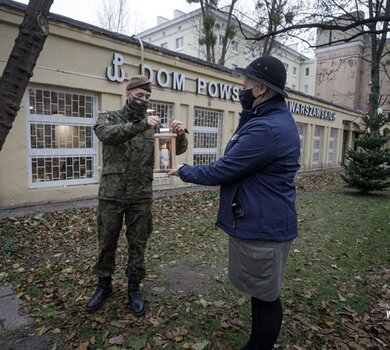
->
[176, 36, 184, 50]
[26, 86, 99, 189]
[193, 107, 224, 165]
[296, 122, 307, 170]
[328, 127, 339, 167]
[231, 40, 239, 54]
[312, 125, 324, 168]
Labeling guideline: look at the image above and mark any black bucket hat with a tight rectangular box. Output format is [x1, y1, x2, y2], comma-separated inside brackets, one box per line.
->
[234, 56, 288, 98]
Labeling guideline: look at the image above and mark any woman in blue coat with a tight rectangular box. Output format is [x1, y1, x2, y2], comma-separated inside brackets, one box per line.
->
[169, 56, 300, 350]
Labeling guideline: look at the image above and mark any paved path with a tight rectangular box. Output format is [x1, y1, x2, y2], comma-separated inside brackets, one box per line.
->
[0, 284, 56, 350]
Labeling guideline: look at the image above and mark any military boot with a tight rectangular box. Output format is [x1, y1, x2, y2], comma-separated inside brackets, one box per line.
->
[86, 276, 114, 313]
[128, 282, 145, 316]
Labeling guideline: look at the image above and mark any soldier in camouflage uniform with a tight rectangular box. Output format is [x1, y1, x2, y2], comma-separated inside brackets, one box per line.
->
[86, 75, 188, 315]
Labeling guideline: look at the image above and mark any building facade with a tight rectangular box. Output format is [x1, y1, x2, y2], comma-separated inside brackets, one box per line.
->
[315, 21, 390, 117]
[138, 8, 316, 95]
[0, 0, 361, 209]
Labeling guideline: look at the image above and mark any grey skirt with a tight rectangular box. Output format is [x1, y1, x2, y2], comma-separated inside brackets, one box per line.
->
[228, 235, 293, 301]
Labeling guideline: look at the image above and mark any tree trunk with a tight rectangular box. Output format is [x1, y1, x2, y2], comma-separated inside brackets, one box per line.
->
[0, 0, 54, 151]
[368, 0, 389, 135]
[219, 0, 237, 65]
[211, 42, 216, 63]
[262, 0, 278, 56]
[198, 0, 211, 62]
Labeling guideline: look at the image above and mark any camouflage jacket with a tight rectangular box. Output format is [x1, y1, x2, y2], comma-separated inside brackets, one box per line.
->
[94, 102, 188, 203]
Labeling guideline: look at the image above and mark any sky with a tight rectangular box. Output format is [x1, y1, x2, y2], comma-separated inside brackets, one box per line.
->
[13, 0, 312, 55]
[15, 0, 200, 34]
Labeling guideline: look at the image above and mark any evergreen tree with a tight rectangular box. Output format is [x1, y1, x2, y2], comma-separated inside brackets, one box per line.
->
[342, 103, 390, 192]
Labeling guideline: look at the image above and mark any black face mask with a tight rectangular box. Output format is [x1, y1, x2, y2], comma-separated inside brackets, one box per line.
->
[239, 88, 256, 110]
[128, 95, 149, 114]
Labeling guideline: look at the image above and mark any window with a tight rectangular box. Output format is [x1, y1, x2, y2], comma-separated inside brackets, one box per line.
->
[296, 123, 307, 170]
[161, 42, 168, 49]
[312, 126, 324, 168]
[244, 47, 256, 60]
[162, 31, 166, 37]
[293, 66, 297, 76]
[284, 63, 289, 73]
[27, 87, 98, 187]
[304, 85, 309, 94]
[219, 35, 224, 47]
[148, 101, 174, 186]
[193, 107, 223, 165]
[231, 40, 238, 54]
[328, 128, 339, 167]
[305, 67, 310, 77]
[292, 84, 296, 90]
[176, 37, 184, 50]
[148, 101, 173, 128]
[178, 26, 181, 31]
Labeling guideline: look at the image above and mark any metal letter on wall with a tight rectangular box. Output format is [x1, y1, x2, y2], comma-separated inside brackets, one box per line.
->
[106, 53, 125, 83]
[207, 81, 219, 98]
[196, 78, 206, 94]
[173, 72, 186, 91]
[156, 68, 171, 88]
[140, 64, 154, 81]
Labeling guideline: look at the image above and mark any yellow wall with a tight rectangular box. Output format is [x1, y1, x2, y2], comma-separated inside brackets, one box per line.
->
[0, 5, 361, 208]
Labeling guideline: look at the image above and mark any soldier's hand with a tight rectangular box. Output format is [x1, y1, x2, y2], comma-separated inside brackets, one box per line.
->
[147, 115, 160, 128]
[171, 120, 185, 136]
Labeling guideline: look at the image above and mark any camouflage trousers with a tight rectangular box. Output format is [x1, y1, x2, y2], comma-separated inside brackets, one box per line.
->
[92, 199, 153, 283]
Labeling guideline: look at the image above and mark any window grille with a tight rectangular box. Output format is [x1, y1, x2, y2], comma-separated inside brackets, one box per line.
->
[312, 125, 324, 168]
[27, 87, 98, 188]
[193, 107, 223, 165]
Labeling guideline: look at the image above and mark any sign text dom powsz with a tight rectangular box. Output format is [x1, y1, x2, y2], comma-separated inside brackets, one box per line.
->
[106, 53, 240, 102]
[106, 53, 336, 121]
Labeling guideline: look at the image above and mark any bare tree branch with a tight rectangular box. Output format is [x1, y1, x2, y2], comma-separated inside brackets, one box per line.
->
[313, 28, 389, 48]
[98, 0, 129, 34]
[240, 16, 390, 42]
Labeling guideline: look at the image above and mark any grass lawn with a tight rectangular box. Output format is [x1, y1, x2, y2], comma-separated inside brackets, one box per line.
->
[0, 173, 389, 349]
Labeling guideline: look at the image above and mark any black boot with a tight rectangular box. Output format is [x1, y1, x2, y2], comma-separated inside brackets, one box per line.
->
[86, 277, 114, 313]
[128, 282, 145, 316]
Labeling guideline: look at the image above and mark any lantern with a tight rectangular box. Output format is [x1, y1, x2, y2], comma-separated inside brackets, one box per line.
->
[153, 132, 177, 172]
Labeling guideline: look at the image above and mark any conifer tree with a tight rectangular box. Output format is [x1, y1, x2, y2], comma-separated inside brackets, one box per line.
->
[342, 102, 390, 192]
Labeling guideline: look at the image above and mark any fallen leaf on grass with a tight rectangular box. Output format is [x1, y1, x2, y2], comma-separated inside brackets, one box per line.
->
[108, 334, 124, 345]
[192, 340, 210, 350]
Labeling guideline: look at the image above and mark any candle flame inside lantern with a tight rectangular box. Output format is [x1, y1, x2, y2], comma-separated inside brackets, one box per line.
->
[160, 141, 170, 170]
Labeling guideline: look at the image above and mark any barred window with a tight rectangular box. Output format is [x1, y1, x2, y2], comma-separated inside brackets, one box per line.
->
[148, 101, 173, 128]
[30, 124, 93, 149]
[296, 122, 307, 170]
[27, 87, 98, 188]
[328, 128, 339, 167]
[193, 107, 223, 165]
[193, 154, 217, 165]
[31, 156, 94, 183]
[29, 88, 94, 118]
[312, 125, 324, 168]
